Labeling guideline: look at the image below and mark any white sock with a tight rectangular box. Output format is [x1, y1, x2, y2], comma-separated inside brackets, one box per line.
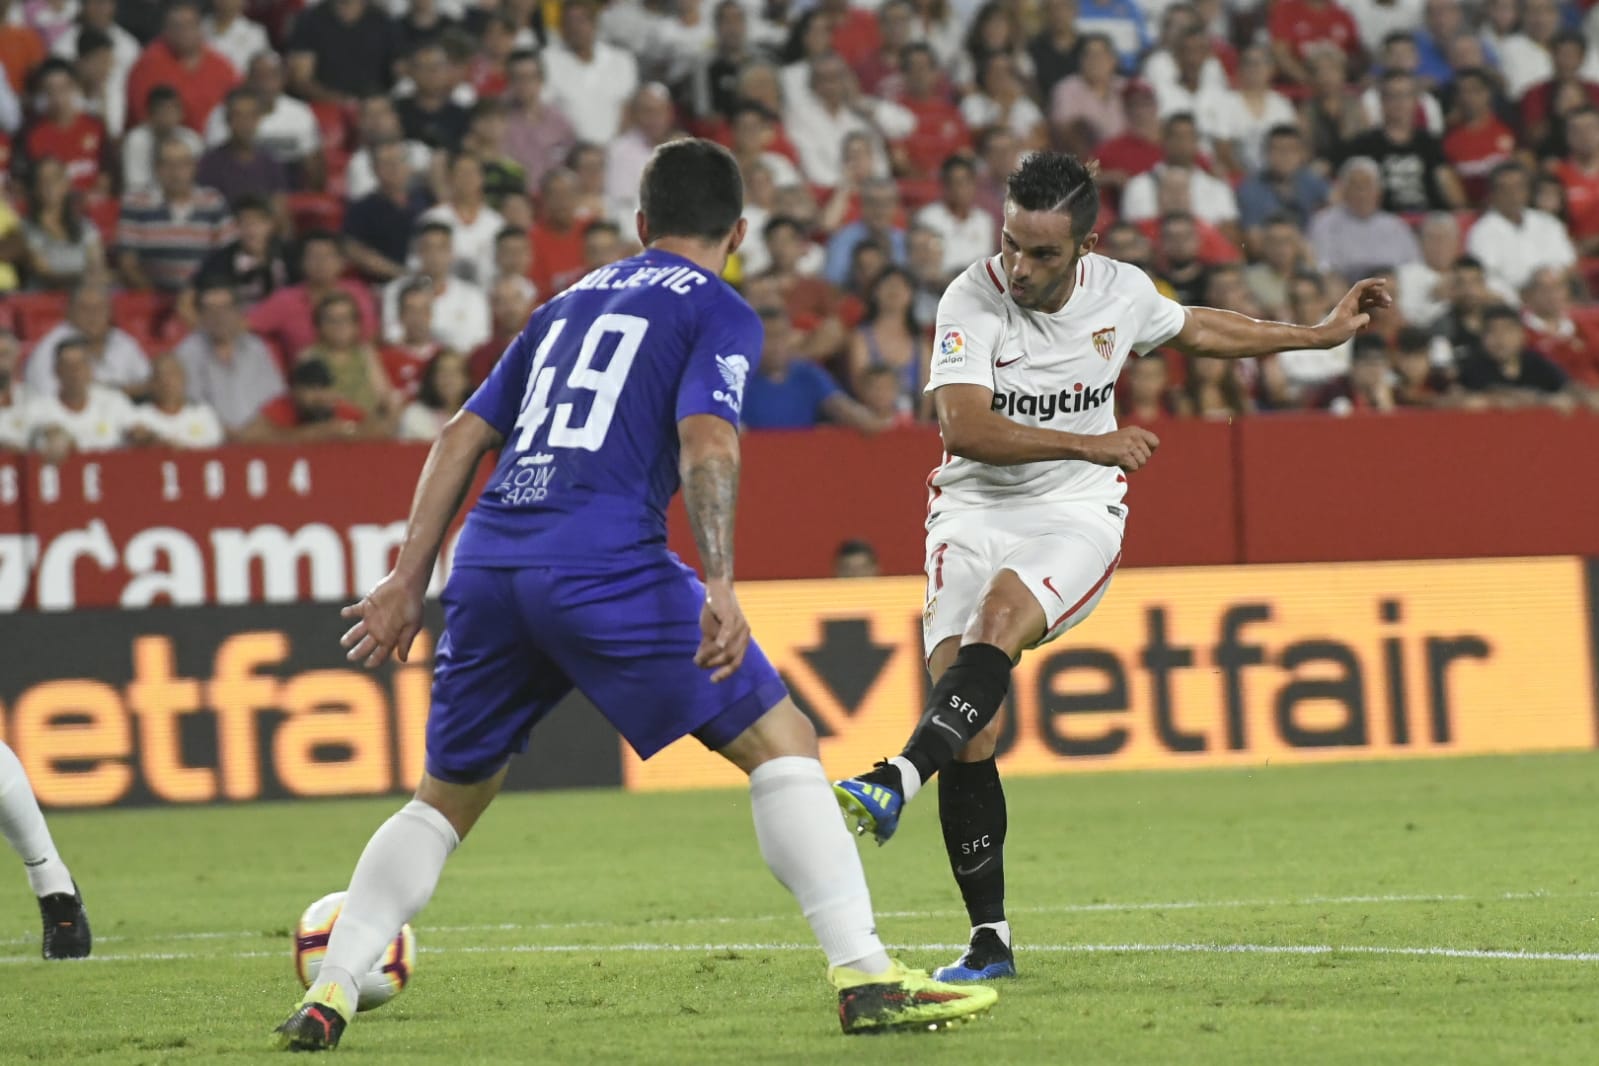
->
[750, 756, 892, 975]
[975, 920, 1011, 949]
[317, 799, 459, 1009]
[0, 741, 74, 897]
[888, 756, 922, 803]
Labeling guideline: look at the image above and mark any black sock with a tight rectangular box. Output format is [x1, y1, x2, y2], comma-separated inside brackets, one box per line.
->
[900, 643, 1012, 784]
[939, 757, 1007, 928]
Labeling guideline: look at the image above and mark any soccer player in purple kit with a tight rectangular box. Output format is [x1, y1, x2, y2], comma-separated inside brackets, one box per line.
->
[273, 139, 997, 1051]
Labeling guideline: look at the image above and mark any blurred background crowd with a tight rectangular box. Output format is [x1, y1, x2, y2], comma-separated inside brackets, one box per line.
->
[2, 0, 1599, 459]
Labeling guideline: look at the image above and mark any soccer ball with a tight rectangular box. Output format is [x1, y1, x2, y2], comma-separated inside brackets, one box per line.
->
[292, 891, 416, 1012]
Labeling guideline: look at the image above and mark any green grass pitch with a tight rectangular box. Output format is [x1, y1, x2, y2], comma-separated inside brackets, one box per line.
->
[2, 752, 1596, 1064]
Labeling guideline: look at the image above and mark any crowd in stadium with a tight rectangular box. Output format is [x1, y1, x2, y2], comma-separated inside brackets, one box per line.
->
[1, 0, 1599, 457]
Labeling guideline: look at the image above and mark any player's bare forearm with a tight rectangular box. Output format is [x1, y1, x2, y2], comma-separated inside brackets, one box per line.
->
[1171, 306, 1323, 360]
[392, 411, 501, 588]
[1173, 278, 1391, 360]
[678, 414, 741, 582]
[941, 403, 1097, 466]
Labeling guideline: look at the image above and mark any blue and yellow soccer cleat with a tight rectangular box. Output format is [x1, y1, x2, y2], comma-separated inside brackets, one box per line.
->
[832, 959, 998, 1034]
[833, 764, 904, 845]
[932, 927, 1017, 982]
[274, 981, 353, 1052]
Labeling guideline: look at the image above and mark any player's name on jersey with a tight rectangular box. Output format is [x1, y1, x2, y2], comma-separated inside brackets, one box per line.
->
[567, 263, 708, 296]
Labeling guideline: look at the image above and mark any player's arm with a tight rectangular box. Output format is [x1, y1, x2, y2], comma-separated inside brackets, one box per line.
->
[1169, 278, 1392, 360]
[679, 414, 749, 682]
[341, 409, 502, 667]
[935, 384, 1158, 472]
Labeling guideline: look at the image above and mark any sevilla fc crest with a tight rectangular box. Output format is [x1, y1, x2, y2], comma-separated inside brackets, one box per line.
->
[1091, 326, 1116, 361]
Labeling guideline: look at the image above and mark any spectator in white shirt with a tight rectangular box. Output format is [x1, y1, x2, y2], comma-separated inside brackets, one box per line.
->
[785, 52, 915, 188]
[961, 52, 1048, 150]
[25, 283, 151, 397]
[1144, 5, 1229, 107]
[383, 220, 491, 353]
[606, 83, 680, 227]
[421, 152, 506, 287]
[728, 100, 803, 188]
[1202, 43, 1297, 176]
[205, 51, 321, 181]
[175, 281, 286, 431]
[1275, 271, 1354, 399]
[1121, 112, 1240, 232]
[1154, 24, 1226, 121]
[492, 225, 535, 290]
[1359, 32, 1445, 134]
[27, 336, 139, 459]
[129, 352, 224, 448]
[71, 27, 125, 137]
[1499, 0, 1599, 101]
[202, 0, 269, 76]
[52, 0, 139, 91]
[915, 156, 996, 276]
[345, 95, 434, 203]
[542, 0, 640, 144]
[1466, 161, 1578, 293]
[122, 85, 205, 193]
[0, 328, 31, 452]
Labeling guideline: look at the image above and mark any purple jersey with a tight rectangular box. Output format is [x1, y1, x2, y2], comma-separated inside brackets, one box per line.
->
[456, 249, 762, 566]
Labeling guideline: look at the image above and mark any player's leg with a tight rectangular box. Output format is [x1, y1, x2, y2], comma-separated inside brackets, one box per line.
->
[277, 567, 567, 1052]
[0, 740, 89, 960]
[537, 559, 997, 1033]
[835, 530, 1039, 844]
[932, 515, 1123, 982]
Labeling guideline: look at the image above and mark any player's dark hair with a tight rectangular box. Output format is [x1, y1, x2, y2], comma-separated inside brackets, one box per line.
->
[1481, 304, 1522, 329]
[1004, 151, 1100, 243]
[639, 138, 743, 242]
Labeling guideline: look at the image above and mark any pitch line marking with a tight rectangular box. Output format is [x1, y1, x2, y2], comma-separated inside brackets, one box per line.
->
[3, 941, 1598, 966]
[0, 889, 1582, 948]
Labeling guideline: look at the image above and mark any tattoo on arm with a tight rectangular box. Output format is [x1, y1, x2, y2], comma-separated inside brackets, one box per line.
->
[684, 453, 739, 582]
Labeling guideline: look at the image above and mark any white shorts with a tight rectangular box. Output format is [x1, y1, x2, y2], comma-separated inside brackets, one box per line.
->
[922, 501, 1125, 655]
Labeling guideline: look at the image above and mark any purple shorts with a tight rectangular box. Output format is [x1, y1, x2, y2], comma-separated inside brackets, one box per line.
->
[425, 557, 787, 784]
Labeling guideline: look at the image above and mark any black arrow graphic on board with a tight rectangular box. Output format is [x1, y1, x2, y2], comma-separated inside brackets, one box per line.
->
[798, 618, 895, 717]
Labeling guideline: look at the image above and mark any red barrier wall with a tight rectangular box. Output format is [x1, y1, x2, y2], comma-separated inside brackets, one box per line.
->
[1236, 411, 1599, 563]
[6, 409, 1597, 609]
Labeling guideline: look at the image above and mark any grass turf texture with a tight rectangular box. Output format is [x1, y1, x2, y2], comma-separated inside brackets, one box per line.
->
[1, 752, 1596, 1064]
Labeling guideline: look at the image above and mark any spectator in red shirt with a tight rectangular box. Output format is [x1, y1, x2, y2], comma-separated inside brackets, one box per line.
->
[1270, 0, 1362, 86]
[854, 0, 915, 96]
[23, 59, 109, 195]
[468, 274, 536, 385]
[247, 231, 379, 369]
[0, 0, 45, 95]
[1094, 82, 1164, 206]
[239, 357, 382, 442]
[529, 167, 588, 299]
[1520, 30, 1599, 147]
[822, 0, 882, 72]
[125, 0, 240, 133]
[1444, 68, 1517, 205]
[764, 214, 848, 360]
[1520, 264, 1599, 386]
[893, 43, 969, 182]
[381, 277, 448, 399]
[1547, 105, 1599, 252]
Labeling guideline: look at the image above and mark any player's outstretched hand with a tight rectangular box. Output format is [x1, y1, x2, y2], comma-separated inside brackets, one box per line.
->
[1313, 277, 1392, 348]
[696, 578, 750, 683]
[340, 571, 425, 669]
[1082, 426, 1160, 472]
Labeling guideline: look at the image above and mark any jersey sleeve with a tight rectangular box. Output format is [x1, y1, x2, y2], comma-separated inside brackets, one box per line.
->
[925, 269, 1006, 393]
[1122, 261, 1189, 354]
[676, 298, 763, 426]
[464, 311, 541, 437]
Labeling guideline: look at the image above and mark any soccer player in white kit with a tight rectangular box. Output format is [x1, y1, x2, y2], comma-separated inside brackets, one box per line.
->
[835, 152, 1388, 981]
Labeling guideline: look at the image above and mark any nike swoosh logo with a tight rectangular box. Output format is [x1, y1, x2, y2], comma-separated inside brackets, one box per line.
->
[955, 857, 993, 877]
[930, 714, 963, 740]
[1042, 577, 1063, 602]
[995, 355, 1023, 368]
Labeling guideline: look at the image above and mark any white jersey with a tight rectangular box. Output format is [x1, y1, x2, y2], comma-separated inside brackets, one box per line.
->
[924, 253, 1186, 518]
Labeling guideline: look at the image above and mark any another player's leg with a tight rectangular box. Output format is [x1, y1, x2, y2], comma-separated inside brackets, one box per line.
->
[0, 740, 89, 960]
[275, 769, 498, 1051]
[835, 571, 1043, 844]
[716, 698, 998, 1033]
